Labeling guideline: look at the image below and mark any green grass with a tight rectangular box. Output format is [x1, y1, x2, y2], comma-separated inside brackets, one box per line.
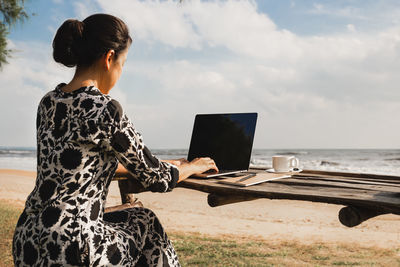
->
[0, 201, 21, 267]
[169, 232, 399, 266]
[1, 201, 399, 267]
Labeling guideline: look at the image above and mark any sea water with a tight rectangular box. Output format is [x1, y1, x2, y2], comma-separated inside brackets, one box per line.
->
[1, 147, 399, 176]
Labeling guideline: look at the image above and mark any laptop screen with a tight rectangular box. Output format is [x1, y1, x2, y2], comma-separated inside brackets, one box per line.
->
[187, 113, 257, 171]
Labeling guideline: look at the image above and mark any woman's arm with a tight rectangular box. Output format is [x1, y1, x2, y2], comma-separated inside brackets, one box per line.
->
[103, 99, 219, 191]
[118, 157, 218, 183]
[161, 158, 188, 167]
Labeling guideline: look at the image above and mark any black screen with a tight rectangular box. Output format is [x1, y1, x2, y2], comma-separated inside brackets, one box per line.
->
[187, 113, 257, 171]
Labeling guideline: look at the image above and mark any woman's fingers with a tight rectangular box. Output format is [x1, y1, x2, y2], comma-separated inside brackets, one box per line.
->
[190, 157, 219, 173]
[203, 157, 218, 172]
[209, 160, 219, 172]
[180, 158, 189, 163]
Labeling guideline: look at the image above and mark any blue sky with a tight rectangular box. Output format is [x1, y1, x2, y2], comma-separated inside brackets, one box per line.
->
[2, 0, 400, 149]
[10, 0, 400, 39]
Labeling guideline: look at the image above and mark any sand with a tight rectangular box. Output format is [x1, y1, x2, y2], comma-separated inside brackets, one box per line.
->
[1, 169, 399, 249]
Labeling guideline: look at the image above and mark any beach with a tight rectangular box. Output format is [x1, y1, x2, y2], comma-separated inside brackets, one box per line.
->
[1, 168, 399, 249]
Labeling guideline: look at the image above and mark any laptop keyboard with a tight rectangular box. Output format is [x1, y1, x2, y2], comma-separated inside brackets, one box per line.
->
[203, 169, 247, 178]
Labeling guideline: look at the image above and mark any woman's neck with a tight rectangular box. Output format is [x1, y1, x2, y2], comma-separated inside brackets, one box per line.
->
[60, 64, 109, 94]
[60, 79, 97, 93]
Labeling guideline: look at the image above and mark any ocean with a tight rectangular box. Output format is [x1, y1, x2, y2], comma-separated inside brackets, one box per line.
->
[1, 147, 399, 176]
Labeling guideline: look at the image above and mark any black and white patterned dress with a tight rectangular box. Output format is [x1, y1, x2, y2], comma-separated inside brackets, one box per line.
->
[12, 83, 181, 266]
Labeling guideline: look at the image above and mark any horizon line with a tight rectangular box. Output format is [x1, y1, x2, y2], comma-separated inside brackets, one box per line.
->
[0, 146, 399, 150]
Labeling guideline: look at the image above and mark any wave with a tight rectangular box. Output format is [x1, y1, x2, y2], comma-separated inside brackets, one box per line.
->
[0, 149, 36, 157]
[384, 158, 400, 161]
[355, 158, 370, 161]
[320, 160, 340, 166]
[250, 158, 270, 166]
[273, 151, 309, 156]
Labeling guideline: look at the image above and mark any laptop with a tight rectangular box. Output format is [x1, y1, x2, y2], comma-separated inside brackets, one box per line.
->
[187, 113, 258, 178]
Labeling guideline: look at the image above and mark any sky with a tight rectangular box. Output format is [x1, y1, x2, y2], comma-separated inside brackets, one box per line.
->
[1, 0, 400, 149]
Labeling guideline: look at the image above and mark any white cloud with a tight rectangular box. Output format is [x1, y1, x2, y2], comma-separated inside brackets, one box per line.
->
[99, 0, 202, 49]
[2, 0, 400, 149]
[309, 3, 367, 20]
[313, 3, 323, 12]
[100, 0, 300, 60]
[73, 0, 101, 20]
[347, 24, 356, 32]
[94, 0, 400, 148]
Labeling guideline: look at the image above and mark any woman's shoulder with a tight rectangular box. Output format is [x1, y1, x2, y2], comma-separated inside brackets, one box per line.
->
[104, 98, 124, 123]
[38, 84, 124, 120]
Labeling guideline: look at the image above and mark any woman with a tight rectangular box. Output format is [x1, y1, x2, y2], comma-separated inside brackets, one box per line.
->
[12, 13, 218, 266]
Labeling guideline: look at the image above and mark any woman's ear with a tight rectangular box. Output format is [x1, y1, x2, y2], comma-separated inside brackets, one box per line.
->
[104, 49, 115, 70]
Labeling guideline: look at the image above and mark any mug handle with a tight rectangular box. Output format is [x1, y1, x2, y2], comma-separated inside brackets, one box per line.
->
[290, 157, 299, 169]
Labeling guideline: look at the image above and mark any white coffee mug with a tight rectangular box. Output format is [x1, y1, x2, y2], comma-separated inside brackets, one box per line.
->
[272, 155, 299, 172]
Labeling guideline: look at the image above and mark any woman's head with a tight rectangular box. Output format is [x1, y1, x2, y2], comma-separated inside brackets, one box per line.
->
[53, 13, 132, 69]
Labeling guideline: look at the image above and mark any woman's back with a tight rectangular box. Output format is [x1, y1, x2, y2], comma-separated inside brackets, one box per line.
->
[14, 83, 121, 265]
[30, 84, 117, 212]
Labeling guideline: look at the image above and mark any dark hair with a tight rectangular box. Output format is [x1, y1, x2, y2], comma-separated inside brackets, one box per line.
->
[53, 14, 132, 68]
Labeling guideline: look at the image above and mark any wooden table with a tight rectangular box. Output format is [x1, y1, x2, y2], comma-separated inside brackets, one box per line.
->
[113, 168, 400, 227]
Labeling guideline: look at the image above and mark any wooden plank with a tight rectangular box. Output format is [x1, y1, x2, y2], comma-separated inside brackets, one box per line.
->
[178, 178, 400, 213]
[270, 177, 400, 192]
[294, 175, 400, 187]
[294, 173, 400, 185]
[292, 169, 400, 181]
[180, 177, 394, 200]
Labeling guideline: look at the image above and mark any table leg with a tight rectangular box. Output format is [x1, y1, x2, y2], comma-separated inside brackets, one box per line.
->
[207, 193, 258, 207]
[338, 205, 388, 227]
[117, 180, 144, 206]
[120, 192, 137, 205]
[103, 180, 143, 213]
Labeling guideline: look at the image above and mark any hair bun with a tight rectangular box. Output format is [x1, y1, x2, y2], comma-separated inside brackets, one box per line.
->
[52, 14, 132, 68]
[52, 19, 84, 67]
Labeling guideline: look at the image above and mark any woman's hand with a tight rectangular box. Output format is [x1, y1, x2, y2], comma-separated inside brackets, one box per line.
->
[121, 157, 218, 183]
[165, 157, 218, 183]
[176, 157, 218, 182]
[189, 157, 219, 175]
